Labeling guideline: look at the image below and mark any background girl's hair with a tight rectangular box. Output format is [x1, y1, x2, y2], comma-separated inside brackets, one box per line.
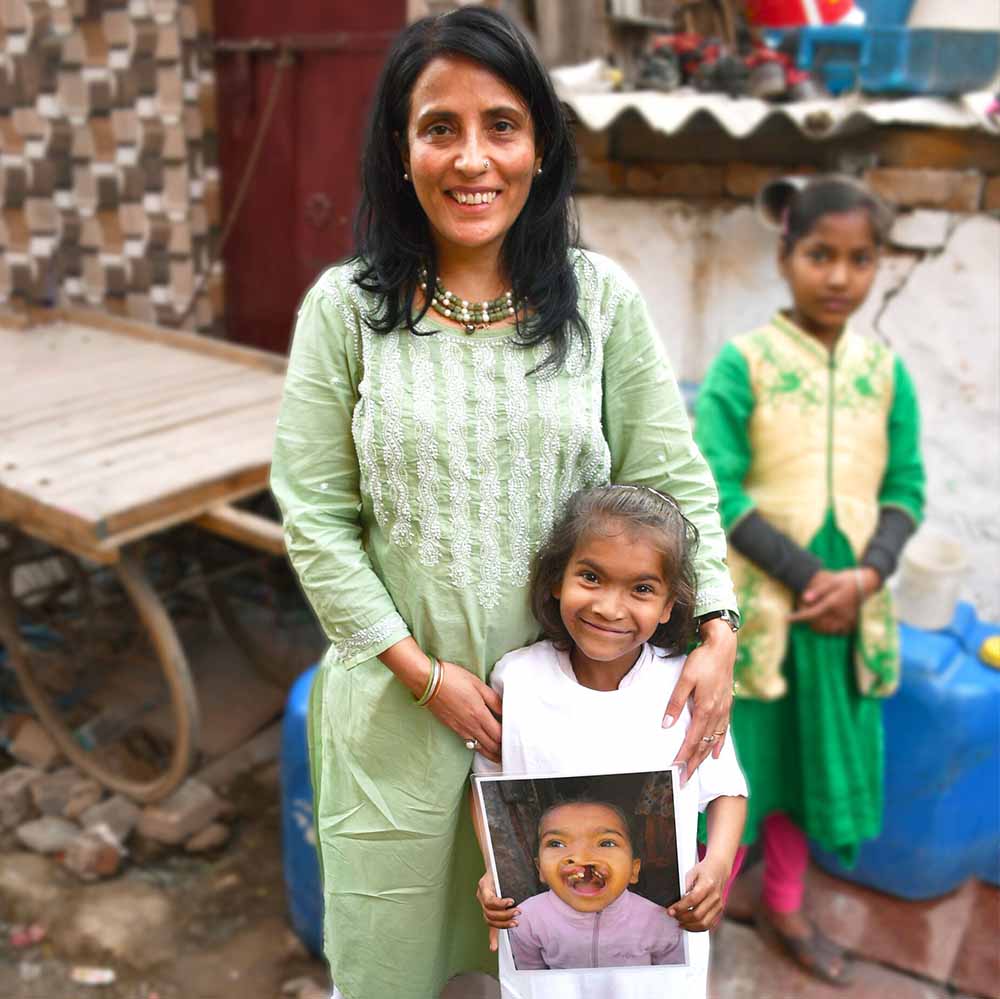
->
[352, 7, 587, 373]
[530, 484, 699, 655]
[758, 175, 894, 255]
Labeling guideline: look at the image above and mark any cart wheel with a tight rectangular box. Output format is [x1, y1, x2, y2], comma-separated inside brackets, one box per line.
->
[0, 536, 200, 803]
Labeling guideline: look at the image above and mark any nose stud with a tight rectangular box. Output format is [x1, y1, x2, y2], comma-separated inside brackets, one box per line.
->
[483, 158, 490, 170]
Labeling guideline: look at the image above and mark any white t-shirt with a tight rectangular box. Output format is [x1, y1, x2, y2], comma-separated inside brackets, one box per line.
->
[473, 641, 748, 999]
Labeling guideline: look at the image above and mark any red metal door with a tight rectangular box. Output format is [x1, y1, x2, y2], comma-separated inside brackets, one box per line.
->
[213, 1, 406, 353]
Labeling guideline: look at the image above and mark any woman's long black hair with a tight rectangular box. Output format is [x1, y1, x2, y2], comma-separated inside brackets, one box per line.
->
[353, 7, 586, 372]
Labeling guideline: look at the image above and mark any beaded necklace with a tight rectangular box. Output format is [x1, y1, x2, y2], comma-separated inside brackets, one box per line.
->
[420, 269, 515, 334]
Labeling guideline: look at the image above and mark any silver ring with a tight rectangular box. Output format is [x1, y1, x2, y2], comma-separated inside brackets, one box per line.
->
[483, 158, 490, 170]
[701, 735, 717, 744]
[465, 739, 479, 751]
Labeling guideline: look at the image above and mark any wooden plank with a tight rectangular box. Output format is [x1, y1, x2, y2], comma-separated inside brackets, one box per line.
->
[1, 352, 253, 432]
[2, 368, 272, 460]
[58, 308, 288, 373]
[194, 504, 285, 556]
[22, 401, 280, 524]
[3, 414, 280, 530]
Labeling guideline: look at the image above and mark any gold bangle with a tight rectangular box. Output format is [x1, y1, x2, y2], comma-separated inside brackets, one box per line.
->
[423, 660, 445, 706]
[414, 656, 440, 706]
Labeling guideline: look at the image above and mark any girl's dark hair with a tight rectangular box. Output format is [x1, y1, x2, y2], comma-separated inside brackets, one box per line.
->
[763, 175, 893, 256]
[536, 797, 636, 856]
[530, 484, 699, 655]
[352, 7, 586, 372]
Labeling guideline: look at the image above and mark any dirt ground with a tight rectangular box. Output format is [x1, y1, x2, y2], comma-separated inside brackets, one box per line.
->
[0, 763, 331, 999]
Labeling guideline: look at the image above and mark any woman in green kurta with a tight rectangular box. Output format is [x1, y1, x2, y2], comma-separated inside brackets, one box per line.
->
[695, 177, 925, 985]
[270, 10, 738, 999]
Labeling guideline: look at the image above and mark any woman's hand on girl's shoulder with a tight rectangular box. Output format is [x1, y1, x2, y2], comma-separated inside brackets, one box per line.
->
[426, 661, 503, 764]
[666, 619, 737, 779]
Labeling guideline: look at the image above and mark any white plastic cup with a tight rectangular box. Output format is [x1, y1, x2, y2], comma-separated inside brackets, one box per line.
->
[894, 527, 967, 631]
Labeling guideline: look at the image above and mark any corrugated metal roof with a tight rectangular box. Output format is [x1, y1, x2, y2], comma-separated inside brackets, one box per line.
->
[556, 86, 999, 138]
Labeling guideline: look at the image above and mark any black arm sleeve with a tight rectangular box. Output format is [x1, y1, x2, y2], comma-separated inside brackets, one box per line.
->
[729, 511, 823, 595]
[860, 506, 918, 582]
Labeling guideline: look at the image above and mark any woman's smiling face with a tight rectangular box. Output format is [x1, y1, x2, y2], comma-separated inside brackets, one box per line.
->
[536, 802, 641, 914]
[403, 55, 541, 261]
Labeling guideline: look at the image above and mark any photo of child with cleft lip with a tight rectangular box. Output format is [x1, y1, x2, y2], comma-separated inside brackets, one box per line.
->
[510, 797, 684, 971]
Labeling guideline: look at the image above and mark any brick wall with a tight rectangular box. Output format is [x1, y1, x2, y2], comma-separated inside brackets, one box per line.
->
[574, 117, 1000, 215]
[0, 0, 222, 332]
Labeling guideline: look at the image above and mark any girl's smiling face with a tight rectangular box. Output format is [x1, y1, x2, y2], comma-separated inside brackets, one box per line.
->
[403, 55, 541, 262]
[780, 209, 879, 339]
[553, 519, 675, 687]
[536, 802, 641, 913]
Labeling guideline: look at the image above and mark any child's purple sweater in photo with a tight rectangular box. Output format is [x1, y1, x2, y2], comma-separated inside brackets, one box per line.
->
[508, 888, 684, 971]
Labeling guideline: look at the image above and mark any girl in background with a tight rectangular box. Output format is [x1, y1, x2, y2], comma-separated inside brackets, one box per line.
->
[695, 175, 925, 986]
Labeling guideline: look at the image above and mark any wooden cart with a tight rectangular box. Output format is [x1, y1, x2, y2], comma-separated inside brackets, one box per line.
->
[0, 308, 288, 802]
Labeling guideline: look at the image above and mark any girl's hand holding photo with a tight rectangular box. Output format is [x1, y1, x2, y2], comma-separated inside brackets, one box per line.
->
[789, 567, 881, 634]
[667, 855, 729, 932]
[476, 870, 519, 952]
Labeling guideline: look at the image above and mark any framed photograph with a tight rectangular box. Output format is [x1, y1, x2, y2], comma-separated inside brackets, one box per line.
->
[472, 767, 692, 985]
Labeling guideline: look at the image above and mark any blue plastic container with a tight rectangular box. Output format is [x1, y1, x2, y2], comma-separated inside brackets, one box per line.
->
[855, 0, 914, 26]
[281, 664, 324, 957]
[814, 602, 1000, 899]
[796, 25, 1000, 95]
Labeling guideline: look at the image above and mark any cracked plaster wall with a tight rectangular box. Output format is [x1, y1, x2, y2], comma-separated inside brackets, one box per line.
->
[579, 196, 1000, 619]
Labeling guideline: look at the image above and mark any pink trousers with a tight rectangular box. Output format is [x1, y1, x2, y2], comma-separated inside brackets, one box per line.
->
[701, 812, 809, 914]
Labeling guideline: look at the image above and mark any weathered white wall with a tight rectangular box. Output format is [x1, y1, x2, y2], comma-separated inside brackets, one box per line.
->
[579, 195, 1000, 619]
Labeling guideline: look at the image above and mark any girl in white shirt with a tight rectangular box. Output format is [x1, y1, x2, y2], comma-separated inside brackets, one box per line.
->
[473, 484, 748, 999]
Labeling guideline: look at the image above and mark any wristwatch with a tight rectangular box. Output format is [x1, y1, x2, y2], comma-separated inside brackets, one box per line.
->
[696, 609, 740, 633]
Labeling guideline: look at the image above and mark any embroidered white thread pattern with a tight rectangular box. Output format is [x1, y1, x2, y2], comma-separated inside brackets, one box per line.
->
[409, 339, 442, 566]
[440, 339, 473, 586]
[503, 342, 532, 586]
[473, 345, 502, 609]
[354, 326, 388, 531]
[535, 356, 561, 545]
[379, 331, 414, 546]
[306, 255, 731, 615]
[334, 613, 408, 666]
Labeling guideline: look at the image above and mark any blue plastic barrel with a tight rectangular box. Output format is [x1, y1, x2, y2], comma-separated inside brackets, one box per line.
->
[281, 664, 324, 956]
[814, 602, 1000, 899]
[855, 0, 914, 26]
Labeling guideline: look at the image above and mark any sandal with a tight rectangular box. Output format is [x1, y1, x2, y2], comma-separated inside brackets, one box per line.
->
[754, 909, 855, 988]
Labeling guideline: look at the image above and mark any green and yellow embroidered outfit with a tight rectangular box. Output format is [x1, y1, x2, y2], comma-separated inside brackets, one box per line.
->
[696, 313, 924, 861]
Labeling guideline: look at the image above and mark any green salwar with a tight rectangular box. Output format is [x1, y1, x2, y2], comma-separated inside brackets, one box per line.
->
[731, 510, 883, 864]
[271, 251, 737, 999]
[695, 316, 925, 866]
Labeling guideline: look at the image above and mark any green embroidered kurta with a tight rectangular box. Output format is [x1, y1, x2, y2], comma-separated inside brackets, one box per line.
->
[270, 250, 736, 999]
[695, 315, 924, 860]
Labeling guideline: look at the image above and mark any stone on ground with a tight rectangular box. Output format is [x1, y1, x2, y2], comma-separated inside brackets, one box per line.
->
[184, 821, 230, 853]
[0, 765, 45, 830]
[30, 766, 103, 820]
[16, 815, 80, 854]
[9, 719, 62, 770]
[0, 853, 66, 922]
[54, 879, 175, 970]
[63, 825, 124, 881]
[80, 794, 141, 843]
[137, 778, 224, 845]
